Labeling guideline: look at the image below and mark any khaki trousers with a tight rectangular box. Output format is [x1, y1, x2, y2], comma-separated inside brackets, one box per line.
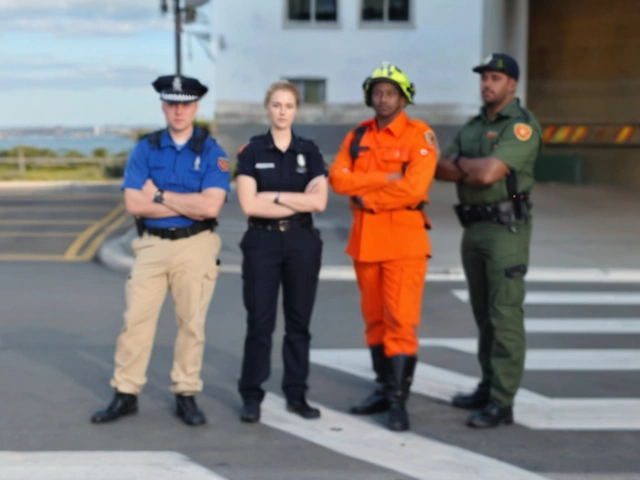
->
[110, 230, 221, 395]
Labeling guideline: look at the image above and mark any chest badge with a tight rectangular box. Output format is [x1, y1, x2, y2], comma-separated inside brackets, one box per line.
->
[296, 153, 307, 174]
[193, 156, 201, 171]
[485, 131, 498, 139]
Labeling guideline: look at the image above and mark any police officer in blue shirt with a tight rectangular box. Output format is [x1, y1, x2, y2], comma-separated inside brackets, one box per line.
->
[91, 74, 230, 427]
[235, 81, 328, 423]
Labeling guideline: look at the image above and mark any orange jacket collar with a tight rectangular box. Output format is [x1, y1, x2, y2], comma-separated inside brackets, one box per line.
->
[374, 110, 409, 138]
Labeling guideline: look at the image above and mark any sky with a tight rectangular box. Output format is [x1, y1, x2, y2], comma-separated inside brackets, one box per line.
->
[0, 0, 215, 128]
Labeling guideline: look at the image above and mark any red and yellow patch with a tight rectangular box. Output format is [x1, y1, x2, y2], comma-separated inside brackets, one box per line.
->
[514, 123, 533, 141]
[237, 142, 248, 155]
[424, 130, 439, 155]
[217, 157, 230, 172]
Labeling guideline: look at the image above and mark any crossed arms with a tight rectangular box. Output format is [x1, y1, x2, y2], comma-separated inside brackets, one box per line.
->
[435, 154, 510, 186]
[124, 179, 227, 221]
[235, 174, 328, 218]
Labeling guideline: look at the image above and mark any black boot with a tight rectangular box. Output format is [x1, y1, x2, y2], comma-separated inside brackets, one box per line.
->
[349, 345, 389, 415]
[451, 383, 491, 410]
[240, 401, 261, 423]
[466, 399, 514, 428]
[91, 391, 138, 424]
[176, 394, 206, 426]
[387, 355, 417, 432]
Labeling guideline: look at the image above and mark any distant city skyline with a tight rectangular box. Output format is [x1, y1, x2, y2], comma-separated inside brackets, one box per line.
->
[0, 0, 216, 128]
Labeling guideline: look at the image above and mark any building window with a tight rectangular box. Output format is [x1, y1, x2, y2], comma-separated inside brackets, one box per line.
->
[362, 0, 410, 22]
[288, 78, 326, 104]
[288, 0, 338, 22]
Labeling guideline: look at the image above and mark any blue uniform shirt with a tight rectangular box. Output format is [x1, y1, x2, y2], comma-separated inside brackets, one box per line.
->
[122, 128, 230, 229]
[236, 131, 326, 196]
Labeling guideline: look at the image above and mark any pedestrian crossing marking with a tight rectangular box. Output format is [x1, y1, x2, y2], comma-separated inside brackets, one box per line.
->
[260, 393, 552, 480]
[311, 349, 640, 430]
[0, 451, 229, 480]
[418, 338, 640, 371]
[526, 318, 640, 334]
[452, 290, 640, 305]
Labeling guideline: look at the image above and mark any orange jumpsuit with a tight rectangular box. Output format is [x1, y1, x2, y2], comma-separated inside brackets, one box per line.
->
[328, 111, 438, 356]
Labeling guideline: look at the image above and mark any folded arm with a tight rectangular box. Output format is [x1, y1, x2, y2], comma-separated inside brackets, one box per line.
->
[256, 175, 328, 213]
[236, 175, 297, 218]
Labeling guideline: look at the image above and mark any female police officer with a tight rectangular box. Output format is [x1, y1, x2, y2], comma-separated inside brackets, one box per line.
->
[235, 81, 328, 423]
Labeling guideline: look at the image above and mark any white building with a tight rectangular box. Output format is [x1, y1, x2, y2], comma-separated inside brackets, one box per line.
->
[209, 0, 530, 124]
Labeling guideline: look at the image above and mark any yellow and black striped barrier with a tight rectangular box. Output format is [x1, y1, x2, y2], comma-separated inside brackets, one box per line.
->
[542, 125, 639, 146]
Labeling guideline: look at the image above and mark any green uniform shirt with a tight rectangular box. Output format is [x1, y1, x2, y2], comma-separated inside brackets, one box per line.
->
[442, 98, 541, 205]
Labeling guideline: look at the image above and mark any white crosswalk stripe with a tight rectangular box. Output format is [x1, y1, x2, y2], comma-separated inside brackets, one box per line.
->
[452, 289, 640, 304]
[310, 349, 640, 431]
[0, 452, 230, 480]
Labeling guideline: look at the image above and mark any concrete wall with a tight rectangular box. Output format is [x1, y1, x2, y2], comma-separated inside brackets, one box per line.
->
[528, 0, 640, 186]
[527, 0, 640, 124]
[211, 0, 484, 124]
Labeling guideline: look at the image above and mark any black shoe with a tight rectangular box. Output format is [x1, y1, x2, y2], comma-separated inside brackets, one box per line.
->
[287, 398, 321, 420]
[240, 402, 261, 423]
[91, 391, 138, 424]
[466, 400, 514, 428]
[349, 387, 389, 415]
[176, 394, 206, 426]
[451, 387, 490, 410]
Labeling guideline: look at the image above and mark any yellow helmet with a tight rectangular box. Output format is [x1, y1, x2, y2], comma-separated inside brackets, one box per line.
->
[362, 62, 415, 106]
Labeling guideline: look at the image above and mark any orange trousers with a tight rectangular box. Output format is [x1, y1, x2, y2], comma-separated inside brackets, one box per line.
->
[354, 256, 427, 357]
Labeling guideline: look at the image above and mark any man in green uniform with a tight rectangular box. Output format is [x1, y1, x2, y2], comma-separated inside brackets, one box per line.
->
[435, 53, 541, 428]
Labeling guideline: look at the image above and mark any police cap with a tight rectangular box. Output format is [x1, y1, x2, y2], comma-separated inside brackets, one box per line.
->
[152, 75, 208, 103]
[472, 53, 519, 81]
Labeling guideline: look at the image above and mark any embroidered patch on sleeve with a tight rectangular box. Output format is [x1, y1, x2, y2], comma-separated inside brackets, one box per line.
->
[424, 131, 438, 149]
[514, 123, 533, 141]
[237, 142, 248, 155]
[218, 157, 230, 172]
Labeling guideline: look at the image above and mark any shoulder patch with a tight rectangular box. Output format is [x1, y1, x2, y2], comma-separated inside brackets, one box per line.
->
[424, 131, 439, 153]
[237, 142, 249, 155]
[218, 157, 230, 172]
[514, 123, 533, 141]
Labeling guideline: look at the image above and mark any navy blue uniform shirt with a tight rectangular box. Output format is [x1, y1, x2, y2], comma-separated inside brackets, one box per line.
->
[122, 128, 230, 229]
[236, 131, 326, 207]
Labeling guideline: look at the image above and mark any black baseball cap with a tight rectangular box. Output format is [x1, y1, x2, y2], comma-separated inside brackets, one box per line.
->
[472, 53, 519, 81]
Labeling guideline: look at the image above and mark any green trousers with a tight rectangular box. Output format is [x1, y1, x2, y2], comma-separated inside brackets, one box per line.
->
[461, 221, 532, 406]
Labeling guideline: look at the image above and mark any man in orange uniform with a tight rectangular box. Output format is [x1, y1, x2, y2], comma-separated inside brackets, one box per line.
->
[328, 63, 438, 431]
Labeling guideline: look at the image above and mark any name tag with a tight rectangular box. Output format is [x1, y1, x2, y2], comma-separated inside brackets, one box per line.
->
[255, 162, 275, 169]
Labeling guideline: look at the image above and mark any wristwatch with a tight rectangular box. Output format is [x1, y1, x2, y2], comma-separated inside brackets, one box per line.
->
[153, 189, 165, 204]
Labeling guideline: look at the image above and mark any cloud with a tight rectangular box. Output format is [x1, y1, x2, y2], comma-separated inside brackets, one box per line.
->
[0, 0, 174, 35]
[0, 57, 159, 89]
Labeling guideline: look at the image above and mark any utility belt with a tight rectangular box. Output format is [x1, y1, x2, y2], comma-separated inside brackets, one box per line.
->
[454, 193, 531, 228]
[248, 213, 313, 232]
[139, 219, 218, 240]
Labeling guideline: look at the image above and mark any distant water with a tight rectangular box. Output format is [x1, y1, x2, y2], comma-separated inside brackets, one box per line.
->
[0, 135, 135, 156]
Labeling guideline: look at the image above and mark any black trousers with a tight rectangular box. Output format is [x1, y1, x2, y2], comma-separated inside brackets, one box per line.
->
[238, 226, 323, 403]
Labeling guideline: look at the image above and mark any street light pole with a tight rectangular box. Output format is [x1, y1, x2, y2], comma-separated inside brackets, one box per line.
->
[174, 0, 182, 76]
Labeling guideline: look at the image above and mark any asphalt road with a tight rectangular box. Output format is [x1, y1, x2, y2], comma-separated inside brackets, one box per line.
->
[0, 262, 638, 479]
[0, 184, 129, 262]
[1, 184, 639, 479]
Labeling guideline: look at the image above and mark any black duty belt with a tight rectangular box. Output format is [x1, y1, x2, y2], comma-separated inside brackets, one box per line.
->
[248, 214, 313, 232]
[145, 220, 216, 240]
[454, 194, 531, 227]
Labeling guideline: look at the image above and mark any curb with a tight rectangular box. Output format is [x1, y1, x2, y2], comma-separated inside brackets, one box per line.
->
[98, 230, 640, 283]
[0, 180, 122, 189]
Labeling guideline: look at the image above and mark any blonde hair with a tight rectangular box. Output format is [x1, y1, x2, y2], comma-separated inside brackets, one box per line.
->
[264, 80, 301, 107]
